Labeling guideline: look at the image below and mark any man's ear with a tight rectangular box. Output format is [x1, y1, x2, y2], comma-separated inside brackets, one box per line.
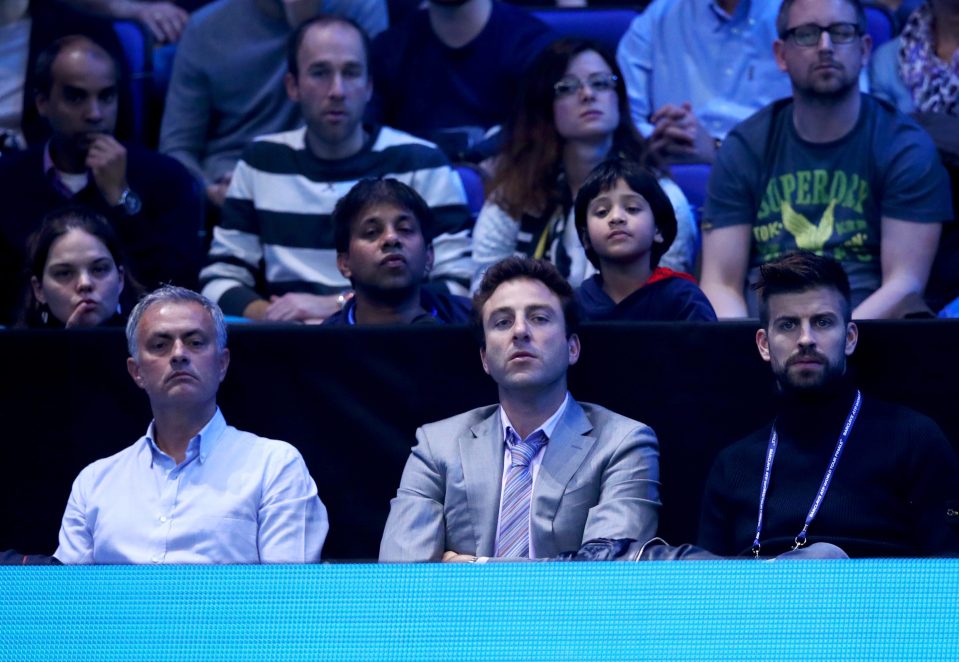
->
[336, 251, 352, 280]
[567, 333, 581, 366]
[284, 71, 299, 103]
[479, 346, 490, 376]
[756, 327, 771, 362]
[424, 244, 434, 278]
[844, 321, 858, 356]
[860, 33, 873, 67]
[773, 39, 787, 72]
[127, 356, 144, 389]
[218, 347, 230, 383]
[35, 90, 49, 119]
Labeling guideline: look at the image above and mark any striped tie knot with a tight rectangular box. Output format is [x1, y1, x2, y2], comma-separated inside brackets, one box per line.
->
[507, 429, 548, 468]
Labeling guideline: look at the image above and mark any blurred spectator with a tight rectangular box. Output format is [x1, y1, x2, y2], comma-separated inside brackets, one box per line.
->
[0, 35, 203, 326]
[159, 0, 386, 208]
[701, 0, 952, 320]
[370, 0, 555, 161]
[573, 158, 716, 321]
[199, 16, 472, 323]
[324, 178, 472, 326]
[471, 38, 696, 291]
[1, 0, 133, 151]
[870, 0, 959, 116]
[17, 207, 143, 328]
[617, 0, 790, 164]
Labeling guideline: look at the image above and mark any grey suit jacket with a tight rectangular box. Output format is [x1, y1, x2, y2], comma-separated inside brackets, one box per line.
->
[379, 399, 660, 561]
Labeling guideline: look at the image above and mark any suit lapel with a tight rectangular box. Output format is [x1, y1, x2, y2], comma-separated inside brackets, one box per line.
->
[532, 399, 596, 555]
[459, 409, 505, 557]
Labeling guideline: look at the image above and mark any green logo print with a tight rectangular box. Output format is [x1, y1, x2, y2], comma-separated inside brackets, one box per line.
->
[781, 199, 836, 251]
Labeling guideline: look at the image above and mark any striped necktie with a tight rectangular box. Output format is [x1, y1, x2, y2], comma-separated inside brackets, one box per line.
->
[495, 428, 548, 558]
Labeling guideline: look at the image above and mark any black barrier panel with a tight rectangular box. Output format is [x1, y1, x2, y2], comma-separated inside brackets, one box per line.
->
[2, 321, 956, 559]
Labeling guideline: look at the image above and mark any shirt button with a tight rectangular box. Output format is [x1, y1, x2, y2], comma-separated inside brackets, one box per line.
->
[151, 556, 160, 563]
[160, 516, 168, 523]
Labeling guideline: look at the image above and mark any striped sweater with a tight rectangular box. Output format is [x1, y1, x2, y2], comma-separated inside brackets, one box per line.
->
[200, 125, 473, 315]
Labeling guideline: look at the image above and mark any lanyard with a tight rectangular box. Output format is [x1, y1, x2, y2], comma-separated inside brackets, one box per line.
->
[751, 390, 862, 558]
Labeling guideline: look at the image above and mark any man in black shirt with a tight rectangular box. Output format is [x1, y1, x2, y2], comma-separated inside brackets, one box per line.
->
[699, 251, 959, 557]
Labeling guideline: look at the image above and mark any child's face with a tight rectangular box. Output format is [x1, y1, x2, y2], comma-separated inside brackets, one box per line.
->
[585, 178, 662, 267]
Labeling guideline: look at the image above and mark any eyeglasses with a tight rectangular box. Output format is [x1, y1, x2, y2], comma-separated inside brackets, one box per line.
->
[784, 22, 862, 47]
[553, 73, 618, 98]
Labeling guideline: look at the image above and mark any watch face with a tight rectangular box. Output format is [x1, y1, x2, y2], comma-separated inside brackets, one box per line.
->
[122, 189, 142, 215]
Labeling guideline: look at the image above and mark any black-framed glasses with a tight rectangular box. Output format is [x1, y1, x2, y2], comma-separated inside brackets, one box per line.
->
[553, 73, 619, 98]
[784, 22, 862, 47]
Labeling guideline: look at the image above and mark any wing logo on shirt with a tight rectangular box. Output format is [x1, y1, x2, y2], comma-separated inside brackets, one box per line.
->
[781, 199, 836, 251]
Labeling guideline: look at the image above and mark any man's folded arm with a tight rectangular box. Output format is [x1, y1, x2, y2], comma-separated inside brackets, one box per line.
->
[379, 427, 447, 562]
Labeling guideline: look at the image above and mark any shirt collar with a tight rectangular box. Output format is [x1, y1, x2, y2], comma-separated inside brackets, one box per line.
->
[499, 392, 570, 445]
[42, 140, 88, 197]
[143, 407, 227, 465]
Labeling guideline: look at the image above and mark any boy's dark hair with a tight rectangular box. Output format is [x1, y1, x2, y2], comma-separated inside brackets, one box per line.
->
[573, 158, 676, 270]
[754, 251, 852, 327]
[287, 14, 371, 77]
[471, 257, 579, 347]
[776, 0, 867, 39]
[33, 34, 122, 98]
[332, 178, 434, 253]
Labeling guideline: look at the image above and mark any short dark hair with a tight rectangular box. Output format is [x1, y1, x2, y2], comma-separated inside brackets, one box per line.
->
[471, 257, 579, 347]
[573, 157, 676, 270]
[287, 14, 371, 77]
[776, 0, 867, 39]
[332, 178, 434, 253]
[33, 34, 121, 98]
[754, 251, 852, 327]
[126, 286, 227, 360]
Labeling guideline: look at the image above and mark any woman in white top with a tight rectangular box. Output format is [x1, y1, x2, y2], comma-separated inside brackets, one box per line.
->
[471, 37, 696, 291]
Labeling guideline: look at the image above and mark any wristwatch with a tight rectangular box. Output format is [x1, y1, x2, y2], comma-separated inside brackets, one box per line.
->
[115, 187, 142, 215]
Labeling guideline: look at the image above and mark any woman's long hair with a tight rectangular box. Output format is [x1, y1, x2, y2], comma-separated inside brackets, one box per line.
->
[489, 37, 660, 220]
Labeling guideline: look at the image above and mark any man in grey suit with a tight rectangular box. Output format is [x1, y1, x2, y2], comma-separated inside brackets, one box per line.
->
[379, 257, 660, 562]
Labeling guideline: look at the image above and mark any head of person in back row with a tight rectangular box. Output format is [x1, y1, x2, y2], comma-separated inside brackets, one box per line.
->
[379, 256, 660, 562]
[325, 178, 471, 325]
[698, 251, 959, 558]
[470, 36, 698, 292]
[700, 0, 953, 321]
[572, 157, 716, 322]
[199, 13, 472, 324]
[55, 285, 328, 565]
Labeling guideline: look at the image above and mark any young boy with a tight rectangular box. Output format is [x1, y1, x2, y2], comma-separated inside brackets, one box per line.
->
[573, 158, 716, 321]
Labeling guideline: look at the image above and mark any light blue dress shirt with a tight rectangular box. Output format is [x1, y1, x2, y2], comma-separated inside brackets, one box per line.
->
[616, 0, 791, 139]
[55, 408, 328, 564]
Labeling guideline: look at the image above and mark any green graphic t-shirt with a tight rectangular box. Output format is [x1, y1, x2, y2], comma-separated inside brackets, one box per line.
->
[705, 95, 951, 303]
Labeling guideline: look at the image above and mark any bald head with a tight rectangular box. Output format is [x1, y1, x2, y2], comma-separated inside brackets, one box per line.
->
[34, 35, 119, 98]
[34, 34, 121, 153]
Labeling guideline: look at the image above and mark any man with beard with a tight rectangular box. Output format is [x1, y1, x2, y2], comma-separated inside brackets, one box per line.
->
[698, 252, 959, 557]
[324, 178, 470, 325]
[199, 15, 472, 323]
[700, 0, 952, 320]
